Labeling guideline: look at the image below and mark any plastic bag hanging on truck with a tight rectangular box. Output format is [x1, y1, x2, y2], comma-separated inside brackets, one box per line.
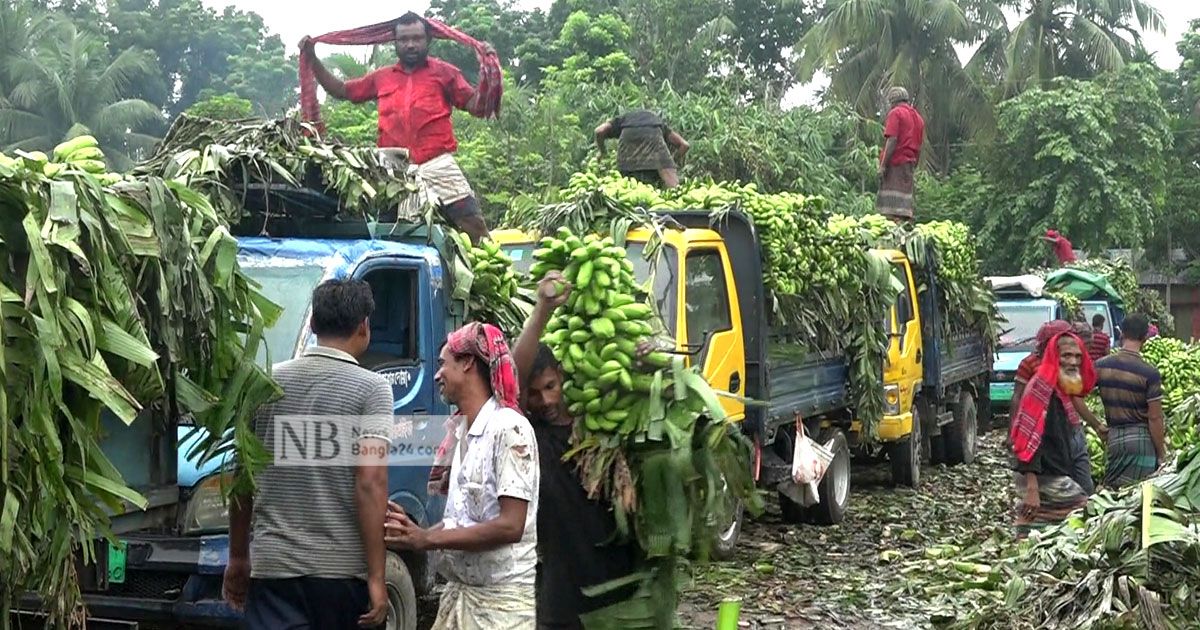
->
[791, 418, 835, 486]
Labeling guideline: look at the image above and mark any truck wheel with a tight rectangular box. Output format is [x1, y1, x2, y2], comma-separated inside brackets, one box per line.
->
[943, 390, 979, 465]
[386, 551, 419, 630]
[889, 406, 922, 487]
[711, 471, 744, 560]
[807, 429, 850, 525]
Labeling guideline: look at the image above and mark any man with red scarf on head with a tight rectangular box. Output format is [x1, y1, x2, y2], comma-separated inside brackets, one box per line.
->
[1010, 331, 1097, 537]
[385, 322, 539, 628]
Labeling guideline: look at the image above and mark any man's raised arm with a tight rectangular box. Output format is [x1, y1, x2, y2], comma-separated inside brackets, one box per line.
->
[300, 37, 350, 101]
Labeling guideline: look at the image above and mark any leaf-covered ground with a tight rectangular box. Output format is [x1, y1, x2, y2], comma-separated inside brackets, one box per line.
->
[678, 431, 1016, 629]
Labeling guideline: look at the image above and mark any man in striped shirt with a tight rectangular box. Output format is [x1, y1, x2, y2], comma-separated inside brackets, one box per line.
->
[223, 279, 393, 628]
[1095, 313, 1166, 489]
[1089, 314, 1111, 361]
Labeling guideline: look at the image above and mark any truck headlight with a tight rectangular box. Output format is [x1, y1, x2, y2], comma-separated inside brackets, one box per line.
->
[883, 384, 901, 415]
[181, 473, 233, 535]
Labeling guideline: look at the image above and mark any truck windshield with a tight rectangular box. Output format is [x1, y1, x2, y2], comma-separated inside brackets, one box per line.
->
[241, 264, 326, 366]
[500, 240, 679, 335]
[997, 303, 1052, 353]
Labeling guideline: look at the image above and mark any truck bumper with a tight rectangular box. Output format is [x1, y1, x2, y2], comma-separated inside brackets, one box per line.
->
[877, 412, 914, 442]
[990, 381, 1014, 407]
[18, 533, 241, 627]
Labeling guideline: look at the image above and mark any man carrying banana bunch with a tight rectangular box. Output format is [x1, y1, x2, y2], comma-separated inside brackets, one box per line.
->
[512, 272, 640, 629]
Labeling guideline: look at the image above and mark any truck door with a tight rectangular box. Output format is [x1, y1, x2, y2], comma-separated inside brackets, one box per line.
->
[354, 256, 436, 416]
[888, 259, 923, 409]
[681, 245, 746, 422]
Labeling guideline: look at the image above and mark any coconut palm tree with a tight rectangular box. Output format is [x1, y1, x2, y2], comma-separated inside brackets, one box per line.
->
[1003, 0, 1164, 94]
[0, 18, 163, 170]
[796, 0, 1008, 173]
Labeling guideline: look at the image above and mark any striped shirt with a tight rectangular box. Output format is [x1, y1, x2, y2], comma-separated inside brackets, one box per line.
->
[1089, 329, 1111, 360]
[1015, 352, 1041, 384]
[1095, 349, 1163, 426]
[249, 346, 394, 579]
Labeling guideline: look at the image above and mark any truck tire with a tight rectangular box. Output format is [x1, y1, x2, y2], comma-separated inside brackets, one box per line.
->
[889, 405, 922, 487]
[943, 390, 979, 465]
[386, 551, 418, 630]
[711, 470, 744, 560]
[807, 429, 850, 525]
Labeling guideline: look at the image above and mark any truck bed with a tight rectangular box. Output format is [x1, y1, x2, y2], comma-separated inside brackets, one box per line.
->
[927, 331, 990, 393]
[760, 344, 850, 437]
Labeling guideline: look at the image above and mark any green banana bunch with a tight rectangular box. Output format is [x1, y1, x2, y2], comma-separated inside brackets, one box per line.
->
[450, 230, 528, 335]
[529, 226, 678, 434]
[1, 136, 121, 185]
[459, 233, 519, 302]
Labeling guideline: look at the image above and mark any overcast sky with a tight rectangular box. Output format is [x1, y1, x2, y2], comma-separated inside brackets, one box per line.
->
[205, 0, 1197, 67]
[204, 0, 1198, 107]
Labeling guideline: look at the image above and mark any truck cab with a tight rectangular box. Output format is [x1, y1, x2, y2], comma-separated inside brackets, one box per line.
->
[52, 213, 463, 628]
[988, 279, 1120, 410]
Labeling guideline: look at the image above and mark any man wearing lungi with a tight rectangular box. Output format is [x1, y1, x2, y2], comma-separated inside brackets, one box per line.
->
[594, 109, 690, 189]
[1095, 313, 1166, 489]
[876, 86, 925, 223]
[302, 12, 494, 243]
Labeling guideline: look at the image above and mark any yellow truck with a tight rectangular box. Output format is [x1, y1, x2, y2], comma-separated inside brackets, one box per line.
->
[494, 210, 992, 554]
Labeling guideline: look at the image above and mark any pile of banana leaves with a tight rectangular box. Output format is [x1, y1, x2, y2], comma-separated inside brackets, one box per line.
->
[134, 114, 424, 227]
[0, 143, 278, 624]
[952, 446, 1200, 629]
[137, 115, 529, 335]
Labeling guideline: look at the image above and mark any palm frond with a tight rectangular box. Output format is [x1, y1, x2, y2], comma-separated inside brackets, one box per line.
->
[94, 99, 164, 137]
[95, 47, 160, 106]
[1071, 14, 1126, 72]
[0, 107, 49, 145]
[916, 0, 972, 38]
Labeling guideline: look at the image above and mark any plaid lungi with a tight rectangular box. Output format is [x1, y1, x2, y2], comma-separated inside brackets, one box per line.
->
[1104, 423, 1158, 489]
[1014, 473, 1088, 538]
[876, 161, 916, 220]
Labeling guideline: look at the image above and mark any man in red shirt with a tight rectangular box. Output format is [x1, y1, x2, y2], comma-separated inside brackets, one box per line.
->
[876, 86, 925, 223]
[301, 12, 494, 242]
[1043, 229, 1077, 266]
[1089, 314, 1111, 360]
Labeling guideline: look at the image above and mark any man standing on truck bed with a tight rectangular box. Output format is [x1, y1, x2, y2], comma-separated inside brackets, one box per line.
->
[386, 322, 539, 628]
[594, 110, 690, 189]
[223, 278, 392, 628]
[1095, 313, 1166, 489]
[511, 272, 639, 629]
[876, 86, 925, 223]
[300, 12, 495, 243]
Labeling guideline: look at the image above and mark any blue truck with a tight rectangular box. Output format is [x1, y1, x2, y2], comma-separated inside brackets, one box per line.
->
[17, 189, 467, 629]
[987, 275, 1123, 411]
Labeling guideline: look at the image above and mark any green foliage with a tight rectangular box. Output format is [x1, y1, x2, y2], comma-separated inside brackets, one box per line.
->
[105, 0, 296, 117]
[796, 0, 1004, 173]
[1002, 0, 1164, 95]
[0, 17, 163, 170]
[432, 76, 878, 225]
[967, 64, 1172, 272]
[320, 101, 378, 147]
[186, 93, 253, 121]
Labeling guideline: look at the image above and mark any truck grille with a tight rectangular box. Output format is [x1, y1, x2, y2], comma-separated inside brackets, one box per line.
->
[105, 571, 188, 601]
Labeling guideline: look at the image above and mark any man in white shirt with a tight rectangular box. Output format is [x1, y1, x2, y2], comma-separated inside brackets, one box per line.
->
[386, 322, 538, 629]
